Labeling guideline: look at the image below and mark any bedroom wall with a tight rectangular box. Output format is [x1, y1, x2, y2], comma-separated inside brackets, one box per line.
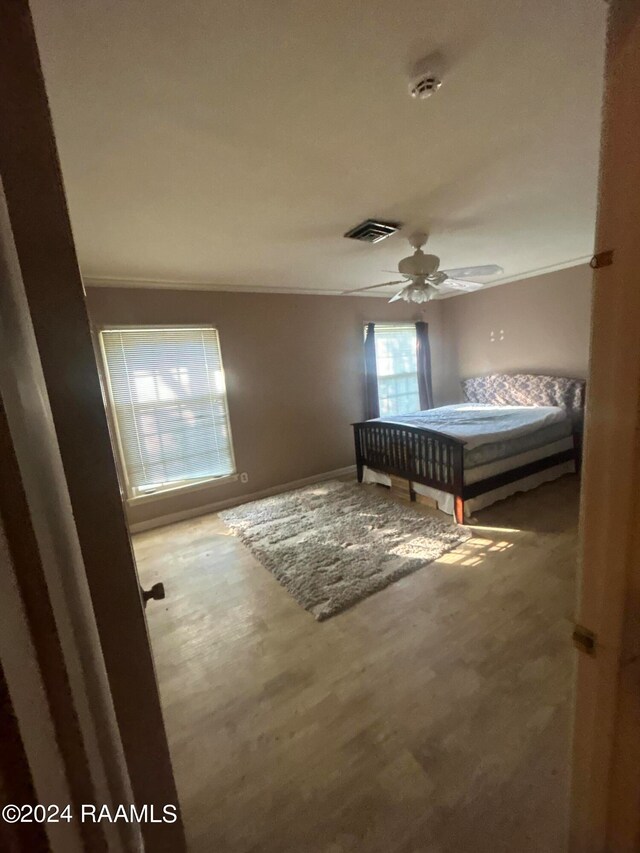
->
[439, 263, 593, 400]
[85, 287, 448, 527]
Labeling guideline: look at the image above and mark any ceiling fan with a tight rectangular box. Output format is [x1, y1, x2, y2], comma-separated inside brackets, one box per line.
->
[344, 233, 503, 303]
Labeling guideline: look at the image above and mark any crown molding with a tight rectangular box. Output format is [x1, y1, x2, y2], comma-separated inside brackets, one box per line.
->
[434, 254, 594, 298]
[83, 276, 349, 296]
[83, 255, 593, 298]
[475, 255, 593, 289]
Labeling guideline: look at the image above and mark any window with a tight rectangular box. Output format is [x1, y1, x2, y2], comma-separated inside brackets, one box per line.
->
[372, 323, 420, 417]
[99, 326, 236, 498]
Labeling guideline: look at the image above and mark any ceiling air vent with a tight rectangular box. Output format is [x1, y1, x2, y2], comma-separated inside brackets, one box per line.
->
[343, 219, 402, 243]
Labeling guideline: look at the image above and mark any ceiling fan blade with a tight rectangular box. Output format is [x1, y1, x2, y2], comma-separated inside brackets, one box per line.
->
[440, 264, 503, 279]
[342, 280, 406, 294]
[437, 278, 484, 292]
[388, 288, 407, 303]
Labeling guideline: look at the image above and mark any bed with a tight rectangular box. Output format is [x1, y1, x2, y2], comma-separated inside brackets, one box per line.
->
[353, 373, 585, 523]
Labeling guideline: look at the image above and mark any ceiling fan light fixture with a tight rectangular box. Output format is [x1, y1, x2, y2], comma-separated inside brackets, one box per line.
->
[410, 288, 434, 304]
[394, 283, 434, 304]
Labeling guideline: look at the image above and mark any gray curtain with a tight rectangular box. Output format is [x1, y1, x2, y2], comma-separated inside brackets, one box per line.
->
[416, 321, 434, 410]
[364, 322, 380, 419]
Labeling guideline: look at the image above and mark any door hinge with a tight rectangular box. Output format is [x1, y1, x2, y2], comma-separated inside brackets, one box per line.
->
[573, 624, 596, 656]
[590, 249, 614, 269]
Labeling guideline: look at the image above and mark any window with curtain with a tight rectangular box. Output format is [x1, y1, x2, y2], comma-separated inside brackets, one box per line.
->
[99, 326, 236, 498]
[371, 323, 421, 416]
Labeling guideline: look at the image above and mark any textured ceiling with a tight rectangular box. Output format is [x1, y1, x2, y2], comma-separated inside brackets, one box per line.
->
[31, 0, 607, 294]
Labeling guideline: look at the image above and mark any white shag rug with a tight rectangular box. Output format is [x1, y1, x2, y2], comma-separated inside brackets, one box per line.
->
[219, 481, 471, 621]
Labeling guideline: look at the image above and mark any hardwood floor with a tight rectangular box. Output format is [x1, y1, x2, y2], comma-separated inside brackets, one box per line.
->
[134, 475, 579, 852]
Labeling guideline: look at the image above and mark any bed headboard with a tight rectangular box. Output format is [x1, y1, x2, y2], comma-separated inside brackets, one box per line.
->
[462, 373, 586, 415]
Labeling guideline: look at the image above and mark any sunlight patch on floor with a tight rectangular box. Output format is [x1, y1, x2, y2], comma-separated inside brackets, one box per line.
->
[435, 534, 515, 568]
[467, 524, 522, 535]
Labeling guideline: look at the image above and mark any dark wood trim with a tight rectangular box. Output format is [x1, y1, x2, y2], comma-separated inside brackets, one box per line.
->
[0, 661, 47, 853]
[0, 3, 184, 849]
[0, 401, 104, 851]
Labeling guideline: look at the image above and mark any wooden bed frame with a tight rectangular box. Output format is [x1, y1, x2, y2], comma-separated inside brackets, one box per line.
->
[353, 420, 580, 524]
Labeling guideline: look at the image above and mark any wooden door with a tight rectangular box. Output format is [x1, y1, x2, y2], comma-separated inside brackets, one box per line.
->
[0, 4, 185, 851]
[570, 1, 640, 850]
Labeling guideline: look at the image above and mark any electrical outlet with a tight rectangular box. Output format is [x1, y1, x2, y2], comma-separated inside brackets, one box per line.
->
[240, 472, 249, 484]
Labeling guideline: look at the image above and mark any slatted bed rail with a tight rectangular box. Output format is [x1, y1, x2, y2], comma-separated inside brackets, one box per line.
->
[353, 421, 465, 495]
[353, 419, 580, 525]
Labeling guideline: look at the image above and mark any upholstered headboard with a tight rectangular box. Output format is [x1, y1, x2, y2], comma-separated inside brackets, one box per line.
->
[462, 373, 586, 419]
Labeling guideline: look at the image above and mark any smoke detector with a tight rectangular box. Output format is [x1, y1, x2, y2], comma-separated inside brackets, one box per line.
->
[408, 72, 442, 99]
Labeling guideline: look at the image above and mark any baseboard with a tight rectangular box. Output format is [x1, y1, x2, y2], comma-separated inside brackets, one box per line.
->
[129, 465, 357, 534]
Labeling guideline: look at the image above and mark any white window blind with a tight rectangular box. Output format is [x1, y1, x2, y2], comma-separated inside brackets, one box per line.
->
[99, 326, 236, 497]
[373, 323, 420, 416]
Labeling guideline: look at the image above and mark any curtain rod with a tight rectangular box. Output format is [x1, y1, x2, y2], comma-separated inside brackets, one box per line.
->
[363, 314, 428, 324]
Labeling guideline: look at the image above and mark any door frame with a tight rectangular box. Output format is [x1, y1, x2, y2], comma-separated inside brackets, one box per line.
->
[0, 3, 185, 850]
[570, 1, 640, 850]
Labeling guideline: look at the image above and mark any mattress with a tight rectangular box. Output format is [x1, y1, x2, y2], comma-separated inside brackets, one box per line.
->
[464, 418, 572, 468]
[464, 435, 573, 485]
[373, 403, 569, 450]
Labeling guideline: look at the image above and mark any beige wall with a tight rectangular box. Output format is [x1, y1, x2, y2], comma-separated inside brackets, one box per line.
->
[86, 288, 447, 526]
[441, 263, 593, 400]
